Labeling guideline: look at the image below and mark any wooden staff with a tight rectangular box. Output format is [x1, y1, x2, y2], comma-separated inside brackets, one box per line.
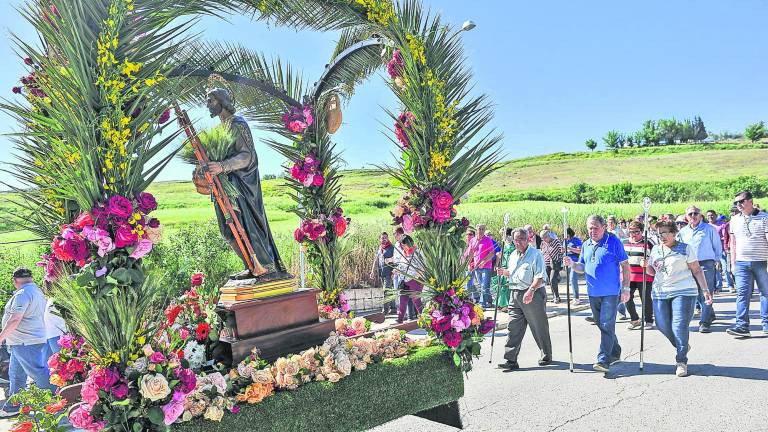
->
[172, 102, 262, 276]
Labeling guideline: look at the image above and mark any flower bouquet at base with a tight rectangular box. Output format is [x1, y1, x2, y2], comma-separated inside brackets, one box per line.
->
[47, 334, 88, 387]
[317, 289, 350, 320]
[419, 284, 495, 372]
[179, 371, 238, 423]
[334, 316, 371, 337]
[8, 385, 69, 432]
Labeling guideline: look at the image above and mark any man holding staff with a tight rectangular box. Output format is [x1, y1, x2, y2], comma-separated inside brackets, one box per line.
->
[564, 215, 631, 373]
[496, 228, 552, 370]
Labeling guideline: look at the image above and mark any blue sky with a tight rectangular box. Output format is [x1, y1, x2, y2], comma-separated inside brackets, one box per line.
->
[0, 0, 766, 188]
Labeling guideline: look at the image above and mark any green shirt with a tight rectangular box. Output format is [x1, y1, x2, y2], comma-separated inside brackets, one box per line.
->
[506, 246, 546, 291]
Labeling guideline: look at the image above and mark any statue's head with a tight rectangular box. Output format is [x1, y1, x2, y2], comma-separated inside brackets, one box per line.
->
[206, 88, 235, 118]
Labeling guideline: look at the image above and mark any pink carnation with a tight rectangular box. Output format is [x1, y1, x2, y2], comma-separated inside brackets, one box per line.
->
[129, 239, 153, 259]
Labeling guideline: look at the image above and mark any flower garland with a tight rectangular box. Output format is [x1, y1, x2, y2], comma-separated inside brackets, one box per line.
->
[392, 188, 468, 234]
[289, 153, 325, 187]
[282, 104, 314, 133]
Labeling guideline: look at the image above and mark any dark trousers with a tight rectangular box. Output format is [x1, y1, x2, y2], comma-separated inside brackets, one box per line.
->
[397, 280, 423, 322]
[504, 289, 552, 363]
[546, 263, 561, 301]
[626, 280, 653, 323]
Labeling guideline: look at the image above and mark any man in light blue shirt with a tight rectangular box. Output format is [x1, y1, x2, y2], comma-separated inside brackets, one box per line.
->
[0, 268, 56, 417]
[678, 205, 721, 333]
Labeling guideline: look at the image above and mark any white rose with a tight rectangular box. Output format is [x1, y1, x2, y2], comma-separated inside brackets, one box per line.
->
[139, 373, 171, 401]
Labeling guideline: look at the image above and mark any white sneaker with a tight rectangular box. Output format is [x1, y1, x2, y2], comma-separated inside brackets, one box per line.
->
[0, 409, 19, 418]
[676, 362, 688, 377]
[570, 299, 582, 307]
[644, 323, 654, 330]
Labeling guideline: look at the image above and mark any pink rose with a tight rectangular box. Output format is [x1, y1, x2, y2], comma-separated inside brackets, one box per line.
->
[306, 220, 326, 241]
[149, 351, 166, 363]
[107, 195, 133, 219]
[293, 227, 305, 243]
[129, 239, 153, 259]
[178, 327, 190, 340]
[431, 206, 452, 224]
[290, 162, 307, 183]
[114, 225, 138, 248]
[73, 212, 94, 229]
[190, 272, 204, 287]
[69, 404, 95, 429]
[432, 191, 454, 209]
[136, 192, 158, 213]
[311, 173, 324, 187]
[111, 383, 129, 400]
[302, 173, 315, 187]
[80, 381, 99, 406]
[162, 400, 185, 425]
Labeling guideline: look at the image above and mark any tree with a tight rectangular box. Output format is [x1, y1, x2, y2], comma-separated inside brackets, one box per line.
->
[658, 118, 680, 145]
[745, 121, 766, 142]
[693, 116, 708, 142]
[603, 130, 621, 151]
[632, 130, 645, 147]
[679, 118, 694, 143]
[585, 138, 597, 152]
[640, 120, 660, 146]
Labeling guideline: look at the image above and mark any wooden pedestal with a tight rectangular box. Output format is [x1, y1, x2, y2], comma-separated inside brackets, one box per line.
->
[215, 288, 333, 365]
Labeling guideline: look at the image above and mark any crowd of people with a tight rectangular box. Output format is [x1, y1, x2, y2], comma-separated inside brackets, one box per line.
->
[370, 190, 768, 377]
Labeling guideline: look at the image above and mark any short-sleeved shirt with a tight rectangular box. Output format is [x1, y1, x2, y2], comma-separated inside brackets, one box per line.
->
[566, 236, 582, 261]
[729, 211, 768, 262]
[578, 233, 629, 297]
[647, 242, 699, 299]
[375, 244, 395, 278]
[2, 282, 47, 345]
[470, 235, 496, 270]
[678, 222, 722, 262]
[506, 246, 547, 291]
[45, 298, 67, 339]
[541, 239, 563, 267]
[623, 239, 654, 283]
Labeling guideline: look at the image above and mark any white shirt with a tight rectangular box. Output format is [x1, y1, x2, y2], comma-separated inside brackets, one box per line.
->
[44, 299, 67, 339]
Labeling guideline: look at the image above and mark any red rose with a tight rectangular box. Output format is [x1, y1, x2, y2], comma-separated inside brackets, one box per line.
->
[165, 304, 183, 325]
[334, 217, 347, 237]
[114, 225, 138, 248]
[51, 237, 73, 261]
[195, 322, 211, 341]
[62, 236, 90, 264]
[431, 206, 452, 224]
[20, 406, 31, 414]
[73, 211, 94, 229]
[293, 227, 305, 243]
[190, 272, 204, 287]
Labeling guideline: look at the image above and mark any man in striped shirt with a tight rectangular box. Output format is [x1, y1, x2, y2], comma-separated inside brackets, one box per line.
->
[727, 191, 768, 337]
[540, 231, 564, 303]
[622, 221, 654, 329]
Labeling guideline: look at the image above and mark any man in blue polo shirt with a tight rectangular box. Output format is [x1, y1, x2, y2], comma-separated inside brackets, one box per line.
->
[564, 215, 631, 373]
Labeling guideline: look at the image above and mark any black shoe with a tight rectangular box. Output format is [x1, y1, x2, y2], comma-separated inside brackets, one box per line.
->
[229, 269, 255, 280]
[699, 324, 711, 333]
[538, 356, 552, 366]
[497, 361, 520, 370]
[726, 327, 751, 337]
[585, 316, 595, 323]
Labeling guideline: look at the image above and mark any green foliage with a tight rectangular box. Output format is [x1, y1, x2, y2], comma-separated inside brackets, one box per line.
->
[657, 118, 680, 145]
[173, 346, 463, 432]
[640, 119, 660, 146]
[585, 138, 597, 152]
[603, 130, 621, 151]
[745, 121, 766, 143]
[8, 385, 69, 432]
[567, 182, 597, 204]
[177, 124, 235, 164]
[144, 221, 241, 298]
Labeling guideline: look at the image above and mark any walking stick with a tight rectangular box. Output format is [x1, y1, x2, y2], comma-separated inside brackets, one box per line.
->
[489, 213, 511, 363]
[640, 197, 652, 371]
[562, 207, 574, 372]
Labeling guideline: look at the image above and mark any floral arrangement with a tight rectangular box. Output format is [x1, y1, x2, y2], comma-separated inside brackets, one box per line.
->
[419, 286, 495, 371]
[394, 111, 415, 148]
[47, 334, 88, 387]
[39, 193, 161, 292]
[334, 317, 371, 337]
[181, 372, 238, 423]
[282, 104, 314, 133]
[164, 273, 222, 371]
[293, 207, 348, 243]
[391, 187, 469, 234]
[289, 153, 325, 187]
[69, 339, 198, 431]
[8, 385, 69, 432]
[318, 291, 351, 319]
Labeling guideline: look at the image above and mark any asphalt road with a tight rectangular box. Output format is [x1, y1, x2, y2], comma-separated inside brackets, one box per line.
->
[371, 293, 768, 432]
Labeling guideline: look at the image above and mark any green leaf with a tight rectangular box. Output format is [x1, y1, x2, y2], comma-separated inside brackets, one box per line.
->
[148, 406, 165, 425]
[111, 268, 131, 284]
[133, 422, 143, 432]
[452, 352, 460, 367]
[471, 342, 481, 356]
[75, 270, 95, 287]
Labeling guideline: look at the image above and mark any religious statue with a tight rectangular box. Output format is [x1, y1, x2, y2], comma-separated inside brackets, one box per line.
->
[202, 87, 286, 280]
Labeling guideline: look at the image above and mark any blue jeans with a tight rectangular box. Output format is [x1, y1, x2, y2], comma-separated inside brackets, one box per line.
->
[3, 343, 56, 412]
[43, 336, 61, 362]
[653, 295, 696, 364]
[569, 269, 582, 299]
[720, 252, 734, 288]
[589, 295, 622, 365]
[733, 261, 768, 331]
[695, 260, 717, 326]
[473, 268, 493, 306]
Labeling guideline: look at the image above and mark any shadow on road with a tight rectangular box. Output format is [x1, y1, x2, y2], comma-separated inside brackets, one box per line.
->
[606, 361, 768, 381]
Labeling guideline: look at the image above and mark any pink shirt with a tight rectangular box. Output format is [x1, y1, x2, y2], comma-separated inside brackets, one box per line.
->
[470, 235, 495, 269]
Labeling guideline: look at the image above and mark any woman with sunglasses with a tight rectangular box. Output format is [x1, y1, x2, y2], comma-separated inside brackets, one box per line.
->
[640, 221, 712, 377]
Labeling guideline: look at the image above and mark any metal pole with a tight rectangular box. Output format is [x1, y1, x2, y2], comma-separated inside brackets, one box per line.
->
[489, 213, 510, 363]
[562, 207, 574, 372]
[640, 197, 652, 371]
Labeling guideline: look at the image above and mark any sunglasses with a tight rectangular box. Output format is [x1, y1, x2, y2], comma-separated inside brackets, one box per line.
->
[675, 221, 687, 225]
[687, 212, 699, 216]
[734, 198, 750, 205]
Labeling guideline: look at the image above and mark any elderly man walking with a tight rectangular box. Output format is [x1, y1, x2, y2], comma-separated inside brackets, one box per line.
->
[0, 268, 57, 417]
[678, 205, 721, 333]
[495, 228, 552, 370]
[727, 191, 768, 337]
[564, 215, 631, 373]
